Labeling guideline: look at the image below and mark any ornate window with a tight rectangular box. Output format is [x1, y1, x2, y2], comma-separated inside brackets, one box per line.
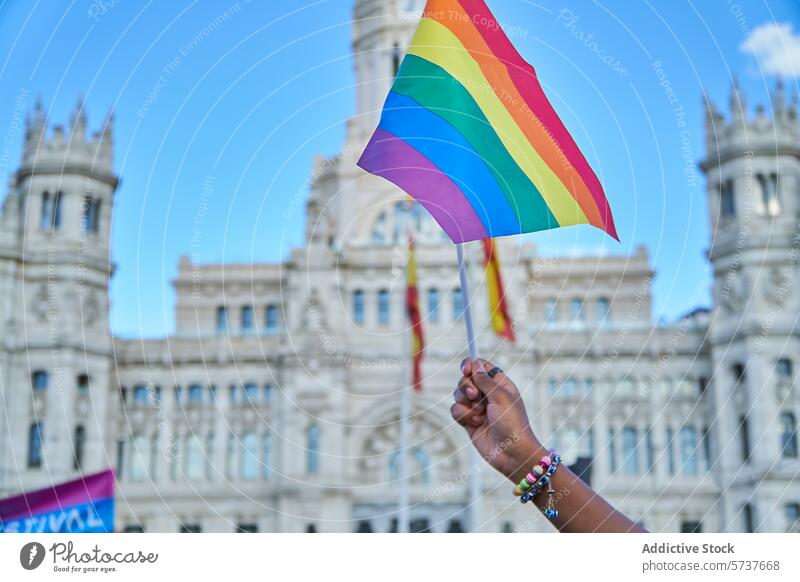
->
[40, 190, 63, 231]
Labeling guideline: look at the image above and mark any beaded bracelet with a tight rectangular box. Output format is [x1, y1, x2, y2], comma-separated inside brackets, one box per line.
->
[513, 449, 562, 519]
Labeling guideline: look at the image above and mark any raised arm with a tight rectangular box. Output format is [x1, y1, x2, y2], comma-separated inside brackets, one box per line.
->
[450, 359, 646, 533]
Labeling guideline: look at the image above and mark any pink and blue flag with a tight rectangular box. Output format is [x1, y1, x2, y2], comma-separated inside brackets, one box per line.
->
[0, 469, 115, 533]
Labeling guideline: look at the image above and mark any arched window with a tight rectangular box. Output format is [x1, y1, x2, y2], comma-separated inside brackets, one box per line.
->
[545, 299, 558, 325]
[28, 422, 44, 468]
[570, 299, 584, 322]
[428, 288, 440, 322]
[353, 290, 365, 324]
[453, 288, 464, 320]
[240, 432, 259, 480]
[32, 371, 48, 394]
[780, 412, 798, 459]
[596, 297, 611, 325]
[130, 433, 149, 482]
[265, 304, 279, 333]
[73, 425, 86, 470]
[241, 306, 254, 334]
[377, 289, 390, 325]
[216, 306, 228, 333]
[306, 425, 320, 474]
[185, 435, 204, 481]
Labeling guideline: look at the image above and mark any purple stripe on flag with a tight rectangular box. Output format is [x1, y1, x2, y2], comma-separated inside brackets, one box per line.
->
[0, 469, 115, 522]
[357, 128, 488, 244]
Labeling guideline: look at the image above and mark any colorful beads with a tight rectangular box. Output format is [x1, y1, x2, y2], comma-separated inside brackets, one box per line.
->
[513, 448, 562, 518]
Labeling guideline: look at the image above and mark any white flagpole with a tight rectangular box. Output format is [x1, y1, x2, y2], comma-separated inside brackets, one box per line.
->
[456, 243, 482, 532]
[397, 361, 412, 533]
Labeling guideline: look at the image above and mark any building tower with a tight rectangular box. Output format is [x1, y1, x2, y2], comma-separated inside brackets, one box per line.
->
[701, 80, 800, 532]
[0, 99, 118, 496]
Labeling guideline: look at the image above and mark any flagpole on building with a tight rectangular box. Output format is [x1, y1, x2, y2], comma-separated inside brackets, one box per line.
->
[456, 243, 482, 532]
[397, 227, 414, 534]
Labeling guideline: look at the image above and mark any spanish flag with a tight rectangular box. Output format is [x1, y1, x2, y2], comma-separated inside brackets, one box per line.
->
[483, 238, 515, 343]
[406, 232, 425, 390]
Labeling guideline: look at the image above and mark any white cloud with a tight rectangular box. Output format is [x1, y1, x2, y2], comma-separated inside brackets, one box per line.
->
[740, 22, 800, 78]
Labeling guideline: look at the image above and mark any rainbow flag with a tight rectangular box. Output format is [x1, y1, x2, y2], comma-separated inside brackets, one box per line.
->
[483, 239, 515, 343]
[406, 232, 425, 390]
[0, 470, 115, 533]
[358, 0, 617, 244]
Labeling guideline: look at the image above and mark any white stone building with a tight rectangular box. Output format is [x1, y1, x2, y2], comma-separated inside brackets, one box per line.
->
[1, 0, 799, 533]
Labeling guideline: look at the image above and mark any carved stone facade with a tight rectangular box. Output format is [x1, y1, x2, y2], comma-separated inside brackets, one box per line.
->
[1, 0, 798, 533]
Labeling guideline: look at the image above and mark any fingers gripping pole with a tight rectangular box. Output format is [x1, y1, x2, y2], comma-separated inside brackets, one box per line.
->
[457, 244, 479, 361]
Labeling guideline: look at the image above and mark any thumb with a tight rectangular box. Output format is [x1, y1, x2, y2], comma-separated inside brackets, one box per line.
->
[471, 369, 511, 405]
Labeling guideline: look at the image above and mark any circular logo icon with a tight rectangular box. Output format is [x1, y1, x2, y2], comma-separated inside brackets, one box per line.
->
[20, 542, 46, 570]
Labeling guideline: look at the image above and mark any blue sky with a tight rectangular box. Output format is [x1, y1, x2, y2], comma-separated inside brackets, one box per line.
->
[0, 0, 798, 338]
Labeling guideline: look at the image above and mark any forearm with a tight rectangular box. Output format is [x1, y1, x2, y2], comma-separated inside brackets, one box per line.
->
[507, 443, 646, 533]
